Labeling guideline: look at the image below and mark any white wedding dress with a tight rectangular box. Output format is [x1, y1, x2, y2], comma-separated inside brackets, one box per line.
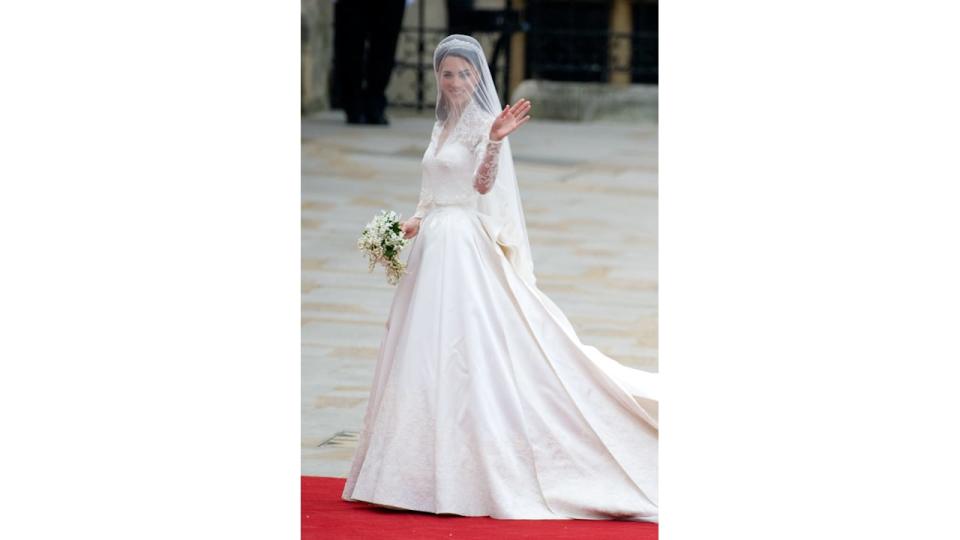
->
[341, 110, 659, 522]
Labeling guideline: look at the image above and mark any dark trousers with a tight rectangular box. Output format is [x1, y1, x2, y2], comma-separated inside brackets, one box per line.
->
[334, 0, 406, 120]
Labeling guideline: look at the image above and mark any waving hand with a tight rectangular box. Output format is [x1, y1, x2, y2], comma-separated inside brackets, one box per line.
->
[489, 99, 532, 142]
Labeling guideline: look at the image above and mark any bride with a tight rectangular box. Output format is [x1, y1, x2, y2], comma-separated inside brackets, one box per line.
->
[342, 34, 658, 522]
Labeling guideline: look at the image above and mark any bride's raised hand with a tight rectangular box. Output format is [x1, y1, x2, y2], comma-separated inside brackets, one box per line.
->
[489, 99, 531, 142]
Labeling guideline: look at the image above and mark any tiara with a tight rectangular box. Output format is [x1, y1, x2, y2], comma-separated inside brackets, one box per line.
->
[440, 38, 479, 51]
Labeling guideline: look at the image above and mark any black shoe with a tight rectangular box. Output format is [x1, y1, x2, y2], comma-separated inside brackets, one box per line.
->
[365, 112, 389, 126]
[345, 110, 366, 125]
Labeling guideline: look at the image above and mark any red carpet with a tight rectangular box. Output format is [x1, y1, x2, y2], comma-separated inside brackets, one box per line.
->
[302, 476, 658, 539]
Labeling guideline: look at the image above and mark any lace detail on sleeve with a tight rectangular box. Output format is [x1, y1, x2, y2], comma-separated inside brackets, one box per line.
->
[473, 136, 503, 195]
[413, 180, 433, 219]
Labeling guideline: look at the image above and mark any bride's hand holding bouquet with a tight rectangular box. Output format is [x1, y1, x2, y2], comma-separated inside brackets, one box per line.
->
[357, 210, 411, 285]
[400, 217, 421, 239]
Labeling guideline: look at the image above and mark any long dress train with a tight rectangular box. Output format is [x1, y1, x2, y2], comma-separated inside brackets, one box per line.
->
[342, 114, 658, 523]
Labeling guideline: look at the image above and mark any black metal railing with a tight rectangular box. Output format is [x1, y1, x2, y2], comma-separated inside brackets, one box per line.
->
[525, 0, 657, 84]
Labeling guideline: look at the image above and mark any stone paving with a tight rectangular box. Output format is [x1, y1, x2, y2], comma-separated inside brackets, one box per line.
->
[302, 109, 657, 477]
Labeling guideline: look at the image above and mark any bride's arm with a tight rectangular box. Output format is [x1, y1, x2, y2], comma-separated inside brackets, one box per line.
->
[472, 137, 503, 195]
[402, 180, 432, 239]
[474, 99, 531, 195]
[412, 180, 432, 220]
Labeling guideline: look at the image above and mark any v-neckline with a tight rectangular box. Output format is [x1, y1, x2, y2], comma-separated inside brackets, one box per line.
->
[433, 125, 453, 157]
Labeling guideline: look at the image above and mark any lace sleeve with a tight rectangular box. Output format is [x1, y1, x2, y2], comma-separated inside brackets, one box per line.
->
[473, 135, 503, 195]
[412, 180, 433, 220]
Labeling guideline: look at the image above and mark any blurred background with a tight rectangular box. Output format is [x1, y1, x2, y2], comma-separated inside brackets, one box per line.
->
[302, 0, 657, 122]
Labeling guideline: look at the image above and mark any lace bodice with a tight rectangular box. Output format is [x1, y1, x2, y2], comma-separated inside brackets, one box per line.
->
[413, 112, 502, 220]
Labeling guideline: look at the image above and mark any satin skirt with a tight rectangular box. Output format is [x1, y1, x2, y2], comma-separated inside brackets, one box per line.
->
[341, 205, 659, 522]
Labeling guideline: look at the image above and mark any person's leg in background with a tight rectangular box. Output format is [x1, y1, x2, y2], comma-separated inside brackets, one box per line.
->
[446, 0, 474, 36]
[363, 0, 407, 125]
[333, 0, 367, 124]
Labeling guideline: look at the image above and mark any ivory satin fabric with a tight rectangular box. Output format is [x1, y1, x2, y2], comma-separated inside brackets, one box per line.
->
[341, 127, 659, 523]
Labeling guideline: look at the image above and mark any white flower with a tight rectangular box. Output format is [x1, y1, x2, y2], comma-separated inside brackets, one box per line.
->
[357, 210, 410, 285]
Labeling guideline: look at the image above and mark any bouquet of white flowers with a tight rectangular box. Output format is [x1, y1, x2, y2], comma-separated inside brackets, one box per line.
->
[357, 210, 410, 285]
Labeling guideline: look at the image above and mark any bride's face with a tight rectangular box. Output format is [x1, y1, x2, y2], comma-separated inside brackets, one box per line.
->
[438, 55, 479, 111]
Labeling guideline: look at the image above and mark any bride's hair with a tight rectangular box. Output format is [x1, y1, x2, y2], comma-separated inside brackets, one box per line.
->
[434, 43, 497, 122]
